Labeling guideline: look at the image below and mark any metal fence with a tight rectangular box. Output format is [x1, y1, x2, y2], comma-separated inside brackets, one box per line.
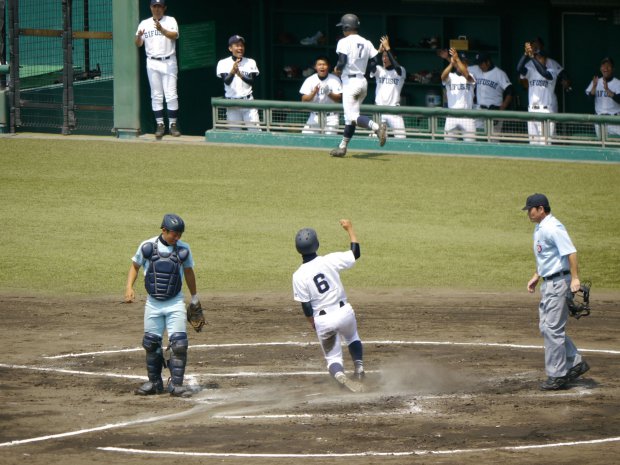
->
[6, 0, 112, 134]
[211, 98, 620, 149]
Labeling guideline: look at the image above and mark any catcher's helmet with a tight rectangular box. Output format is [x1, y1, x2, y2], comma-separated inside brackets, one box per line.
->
[336, 13, 360, 31]
[161, 213, 185, 233]
[295, 228, 319, 255]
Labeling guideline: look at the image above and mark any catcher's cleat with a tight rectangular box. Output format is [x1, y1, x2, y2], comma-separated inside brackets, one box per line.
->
[334, 372, 365, 393]
[155, 123, 165, 140]
[540, 375, 569, 391]
[376, 122, 388, 147]
[167, 381, 193, 398]
[330, 147, 347, 158]
[169, 123, 181, 137]
[567, 360, 590, 381]
[134, 380, 165, 396]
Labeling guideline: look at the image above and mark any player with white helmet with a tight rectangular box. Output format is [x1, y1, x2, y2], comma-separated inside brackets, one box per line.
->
[299, 56, 342, 135]
[216, 34, 261, 131]
[585, 56, 620, 138]
[469, 52, 514, 134]
[330, 13, 387, 158]
[135, 0, 181, 139]
[369, 36, 406, 138]
[441, 48, 476, 142]
[517, 42, 559, 145]
[292, 219, 365, 392]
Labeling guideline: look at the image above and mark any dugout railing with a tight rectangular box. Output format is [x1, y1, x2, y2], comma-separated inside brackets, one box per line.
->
[208, 97, 620, 162]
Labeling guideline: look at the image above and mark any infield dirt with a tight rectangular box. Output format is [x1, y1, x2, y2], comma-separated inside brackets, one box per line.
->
[1, 289, 619, 464]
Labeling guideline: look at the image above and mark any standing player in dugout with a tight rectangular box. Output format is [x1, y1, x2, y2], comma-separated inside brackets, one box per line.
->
[135, 0, 181, 139]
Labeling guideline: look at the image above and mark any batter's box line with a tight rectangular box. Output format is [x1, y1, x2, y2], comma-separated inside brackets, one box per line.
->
[99, 436, 620, 458]
[41, 340, 620, 360]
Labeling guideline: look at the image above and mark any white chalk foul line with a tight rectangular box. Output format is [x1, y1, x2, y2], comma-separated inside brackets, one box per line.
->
[0, 363, 146, 380]
[99, 436, 620, 458]
[42, 340, 620, 359]
[0, 410, 197, 448]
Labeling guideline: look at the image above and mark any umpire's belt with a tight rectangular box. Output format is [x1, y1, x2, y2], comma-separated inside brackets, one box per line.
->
[318, 301, 346, 316]
[226, 94, 253, 99]
[543, 270, 570, 281]
[529, 105, 548, 110]
[148, 55, 173, 61]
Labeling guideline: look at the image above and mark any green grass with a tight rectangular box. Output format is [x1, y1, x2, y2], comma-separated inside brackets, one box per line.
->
[1, 138, 619, 295]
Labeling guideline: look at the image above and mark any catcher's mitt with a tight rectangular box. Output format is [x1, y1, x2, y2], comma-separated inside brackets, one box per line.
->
[567, 280, 591, 319]
[186, 301, 205, 332]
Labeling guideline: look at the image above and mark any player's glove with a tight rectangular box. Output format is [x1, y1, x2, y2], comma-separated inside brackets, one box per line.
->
[566, 280, 591, 319]
[186, 301, 205, 332]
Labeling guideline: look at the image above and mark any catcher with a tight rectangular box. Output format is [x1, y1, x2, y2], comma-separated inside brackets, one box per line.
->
[523, 194, 590, 391]
[125, 213, 205, 398]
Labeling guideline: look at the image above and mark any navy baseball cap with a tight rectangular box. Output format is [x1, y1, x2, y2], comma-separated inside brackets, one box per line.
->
[475, 52, 490, 64]
[150, 0, 165, 5]
[522, 193, 550, 210]
[458, 51, 468, 61]
[601, 57, 615, 67]
[228, 35, 245, 46]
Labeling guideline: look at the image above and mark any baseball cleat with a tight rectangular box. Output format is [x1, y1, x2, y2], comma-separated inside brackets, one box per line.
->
[134, 380, 165, 396]
[334, 372, 365, 393]
[567, 360, 590, 381]
[540, 375, 569, 391]
[155, 123, 165, 140]
[169, 123, 181, 137]
[376, 122, 388, 147]
[353, 370, 366, 382]
[330, 147, 347, 157]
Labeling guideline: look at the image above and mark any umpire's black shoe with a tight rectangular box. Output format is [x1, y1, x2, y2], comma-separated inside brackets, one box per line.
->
[134, 380, 165, 395]
[155, 123, 165, 139]
[567, 360, 590, 381]
[540, 375, 569, 391]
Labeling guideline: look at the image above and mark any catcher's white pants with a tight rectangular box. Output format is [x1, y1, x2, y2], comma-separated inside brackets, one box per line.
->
[341, 76, 368, 124]
[146, 57, 178, 112]
[380, 113, 406, 138]
[527, 107, 555, 145]
[539, 276, 582, 377]
[302, 111, 339, 135]
[444, 117, 476, 142]
[314, 303, 361, 370]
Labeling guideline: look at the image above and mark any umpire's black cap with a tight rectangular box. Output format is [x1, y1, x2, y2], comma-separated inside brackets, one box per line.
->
[522, 193, 550, 210]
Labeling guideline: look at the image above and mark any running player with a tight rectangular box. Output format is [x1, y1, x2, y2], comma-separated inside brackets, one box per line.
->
[517, 42, 558, 145]
[369, 36, 406, 138]
[292, 219, 365, 392]
[330, 13, 387, 158]
[441, 48, 476, 142]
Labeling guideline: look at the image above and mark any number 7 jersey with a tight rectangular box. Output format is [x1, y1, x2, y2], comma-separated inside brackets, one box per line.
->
[292, 250, 356, 313]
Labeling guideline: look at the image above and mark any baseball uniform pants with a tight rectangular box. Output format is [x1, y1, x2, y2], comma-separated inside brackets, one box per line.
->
[314, 303, 361, 370]
[444, 117, 476, 142]
[146, 57, 178, 112]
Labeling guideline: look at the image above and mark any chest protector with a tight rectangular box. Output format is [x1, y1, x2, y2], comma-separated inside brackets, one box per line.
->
[142, 241, 189, 301]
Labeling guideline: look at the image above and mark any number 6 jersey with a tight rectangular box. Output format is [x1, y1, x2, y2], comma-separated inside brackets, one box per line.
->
[292, 250, 356, 315]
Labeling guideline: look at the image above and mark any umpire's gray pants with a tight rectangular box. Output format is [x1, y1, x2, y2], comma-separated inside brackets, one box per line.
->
[539, 276, 582, 377]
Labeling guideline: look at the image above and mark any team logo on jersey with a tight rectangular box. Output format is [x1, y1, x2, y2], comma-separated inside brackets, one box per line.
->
[536, 242, 543, 253]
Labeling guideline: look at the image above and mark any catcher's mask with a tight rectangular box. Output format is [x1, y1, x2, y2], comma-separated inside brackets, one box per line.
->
[161, 213, 185, 233]
[295, 228, 319, 255]
[336, 13, 360, 32]
[567, 281, 591, 319]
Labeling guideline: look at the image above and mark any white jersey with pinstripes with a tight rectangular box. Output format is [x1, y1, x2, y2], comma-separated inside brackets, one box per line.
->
[336, 34, 378, 76]
[292, 251, 355, 317]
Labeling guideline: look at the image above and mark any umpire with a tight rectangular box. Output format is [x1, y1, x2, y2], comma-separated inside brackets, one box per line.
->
[523, 194, 590, 390]
[125, 214, 200, 397]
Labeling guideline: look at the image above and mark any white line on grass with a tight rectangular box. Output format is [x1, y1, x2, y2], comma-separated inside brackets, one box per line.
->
[98, 436, 620, 458]
[42, 339, 620, 359]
